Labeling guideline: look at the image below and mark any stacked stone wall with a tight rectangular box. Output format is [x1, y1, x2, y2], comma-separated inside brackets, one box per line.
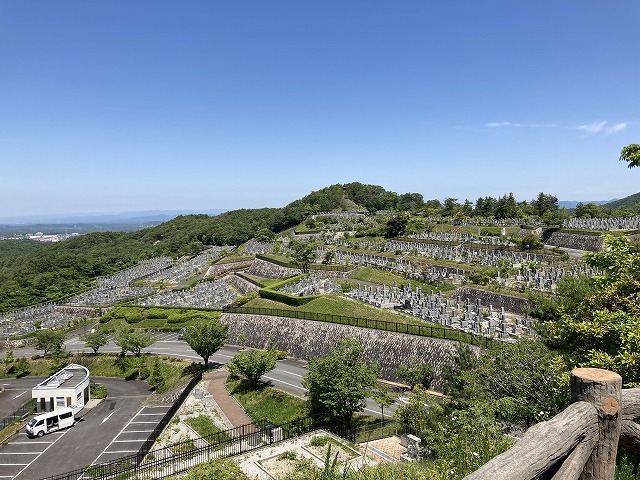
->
[455, 287, 533, 314]
[220, 313, 476, 390]
[542, 231, 604, 252]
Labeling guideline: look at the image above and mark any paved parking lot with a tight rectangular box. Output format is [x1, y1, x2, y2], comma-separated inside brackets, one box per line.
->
[92, 405, 170, 464]
[0, 377, 167, 480]
[0, 429, 69, 479]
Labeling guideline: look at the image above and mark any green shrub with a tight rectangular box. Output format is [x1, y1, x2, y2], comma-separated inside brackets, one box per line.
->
[231, 292, 258, 307]
[258, 288, 318, 306]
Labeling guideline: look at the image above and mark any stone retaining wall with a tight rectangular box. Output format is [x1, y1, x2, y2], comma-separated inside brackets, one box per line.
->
[221, 313, 475, 390]
[542, 231, 604, 252]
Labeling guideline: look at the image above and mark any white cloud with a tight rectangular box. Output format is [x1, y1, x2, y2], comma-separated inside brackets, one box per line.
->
[605, 122, 627, 134]
[577, 121, 607, 134]
[484, 120, 628, 135]
[485, 121, 521, 128]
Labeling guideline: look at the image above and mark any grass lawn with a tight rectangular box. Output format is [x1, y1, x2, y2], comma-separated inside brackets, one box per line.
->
[347, 267, 457, 292]
[0, 353, 199, 394]
[244, 294, 426, 326]
[226, 378, 307, 425]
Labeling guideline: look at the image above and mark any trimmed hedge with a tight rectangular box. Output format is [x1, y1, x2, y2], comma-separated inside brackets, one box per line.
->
[258, 288, 318, 307]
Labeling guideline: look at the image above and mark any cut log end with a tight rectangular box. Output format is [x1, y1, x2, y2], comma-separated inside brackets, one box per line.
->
[572, 368, 622, 383]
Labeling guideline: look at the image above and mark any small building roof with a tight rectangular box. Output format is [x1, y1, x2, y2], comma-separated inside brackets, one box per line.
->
[32, 364, 89, 391]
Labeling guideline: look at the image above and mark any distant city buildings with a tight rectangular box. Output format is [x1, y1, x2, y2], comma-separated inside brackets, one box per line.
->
[0, 232, 81, 242]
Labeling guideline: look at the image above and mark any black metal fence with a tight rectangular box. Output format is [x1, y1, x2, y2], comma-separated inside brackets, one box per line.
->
[37, 412, 414, 480]
[0, 398, 35, 430]
[227, 305, 494, 349]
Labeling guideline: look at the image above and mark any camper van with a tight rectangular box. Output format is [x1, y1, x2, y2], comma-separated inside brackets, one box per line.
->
[26, 408, 75, 438]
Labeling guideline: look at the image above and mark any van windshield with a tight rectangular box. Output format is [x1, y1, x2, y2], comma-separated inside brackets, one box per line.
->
[27, 418, 37, 427]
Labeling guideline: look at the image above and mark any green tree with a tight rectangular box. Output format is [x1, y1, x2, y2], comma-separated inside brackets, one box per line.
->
[302, 338, 380, 427]
[620, 143, 640, 168]
[518, 233, 543, 251]
[33, 329, 65, 357]
[454, 340, 569, 427]
[574, 202, 603, 218]
[255, 228, 276, 242]
[82, 330, 108, 355]
[395, 361, 434, 390]
[227, 348, 277, 387]
[148, 357, 166, 392]
[113, 328, 155, 357]
[531, 192, 559, 217]
[289, 240, 318, 273]
[541, 235, 640, 386]
[385, 215, 408, 238]
[372, 385, 396, 422]
[183, 318, 229, 368]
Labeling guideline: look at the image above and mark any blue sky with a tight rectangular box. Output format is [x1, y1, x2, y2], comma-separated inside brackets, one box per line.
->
[1, 1, 638, 218]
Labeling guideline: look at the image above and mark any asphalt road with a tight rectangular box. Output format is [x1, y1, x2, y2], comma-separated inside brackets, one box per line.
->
[4, 331, 399, 416]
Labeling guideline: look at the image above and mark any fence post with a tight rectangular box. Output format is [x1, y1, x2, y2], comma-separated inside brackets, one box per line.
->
[571, 368, 622, 480]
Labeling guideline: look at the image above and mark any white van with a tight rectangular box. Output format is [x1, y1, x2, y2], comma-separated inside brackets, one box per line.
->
[26, 408, 75, 438]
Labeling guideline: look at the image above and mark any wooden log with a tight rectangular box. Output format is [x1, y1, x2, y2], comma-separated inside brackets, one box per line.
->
[621, 388, 640, 421]
[551, 436, 597, 480]
[619, 420, 640, 454]
[570, 368, 622, 480]
[463, 401, 598, 480]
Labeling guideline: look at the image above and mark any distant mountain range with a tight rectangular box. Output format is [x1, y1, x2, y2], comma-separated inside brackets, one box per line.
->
[0, 209, 228, 225]
[558, 199, 617, 209]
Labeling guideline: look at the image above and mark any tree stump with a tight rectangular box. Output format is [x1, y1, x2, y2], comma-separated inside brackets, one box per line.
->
[570, 368, 622, 480]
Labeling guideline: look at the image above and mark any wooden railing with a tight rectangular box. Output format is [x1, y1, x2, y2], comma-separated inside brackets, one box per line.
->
[465, 368, 640, 480]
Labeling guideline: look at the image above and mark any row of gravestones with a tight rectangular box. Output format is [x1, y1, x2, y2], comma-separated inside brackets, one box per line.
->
[563, 215, 640, 231]
[246, 258, 301, 279]
[346, 284, 532, 340]
[144, 246, 232, 284]
[203, 260, 254, 280]
[0, 304, 96, 337]
[136, 276, 240, 309]
[408, 232, 514, 246]
[278, 273, 342, 296]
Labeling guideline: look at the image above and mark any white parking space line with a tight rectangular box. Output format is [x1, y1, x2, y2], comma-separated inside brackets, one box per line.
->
[90, 407, 145, 465]
[11, 429, 70, 479]
[10, 441, 51, 445]
[12, 391, 26, 399]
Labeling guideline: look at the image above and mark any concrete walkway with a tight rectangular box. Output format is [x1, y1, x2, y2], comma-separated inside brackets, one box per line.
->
[205, 369, 258, 435]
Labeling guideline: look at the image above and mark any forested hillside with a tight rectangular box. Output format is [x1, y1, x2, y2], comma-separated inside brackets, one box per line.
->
[0, 183, 415, 312]
[605, 191, 640, 210]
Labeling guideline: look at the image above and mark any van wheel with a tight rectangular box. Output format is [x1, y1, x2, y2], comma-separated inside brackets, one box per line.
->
[37, 431, 44, 437]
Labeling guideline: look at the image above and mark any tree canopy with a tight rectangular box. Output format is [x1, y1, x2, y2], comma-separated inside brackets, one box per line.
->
[227, 348, 277, 387]
[302, 337, 379, 427]
[183, 318, 229, 368]
[539, 236, 640, 386]
[620, 143, 640, 168]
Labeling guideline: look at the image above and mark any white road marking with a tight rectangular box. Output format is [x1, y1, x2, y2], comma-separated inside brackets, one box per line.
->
[90, 406, 145, 465]
[262, 375, 307, 391]
[102, 412, 115, 424]
[12, 391, 26, 399]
